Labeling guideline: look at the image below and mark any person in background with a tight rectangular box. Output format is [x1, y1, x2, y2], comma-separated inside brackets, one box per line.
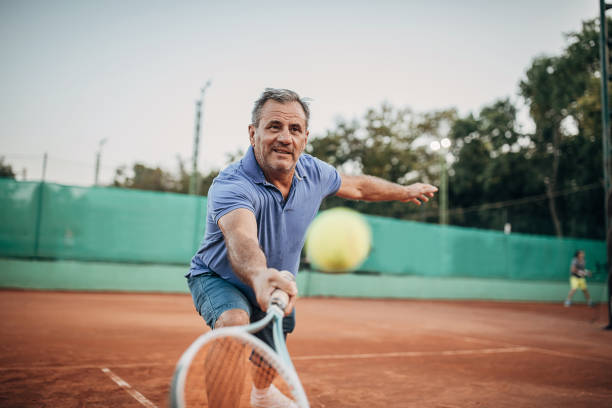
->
[564, 250, 593, 307]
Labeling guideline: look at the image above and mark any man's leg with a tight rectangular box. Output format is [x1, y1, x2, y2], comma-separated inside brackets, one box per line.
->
[214, 310, 274, 389]
[566, 277, 580, 306]
[249, 307, 297, 408]
[188, 273, 252, 408]
[576, 278, 593, 306]
[582, 289, 593, 306]
[188, 273, 297, 407]
[203, 309, 250, 407]
[249, 355, 298, 408]
[216, 308, 250, 327]
[565, 288, 576, 306]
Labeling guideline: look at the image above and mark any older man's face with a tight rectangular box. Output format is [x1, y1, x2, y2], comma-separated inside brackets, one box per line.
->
[249, 100, 309, 177]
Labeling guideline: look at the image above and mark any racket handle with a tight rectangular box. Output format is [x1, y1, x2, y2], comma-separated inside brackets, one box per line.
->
[269, 270, 295, 310]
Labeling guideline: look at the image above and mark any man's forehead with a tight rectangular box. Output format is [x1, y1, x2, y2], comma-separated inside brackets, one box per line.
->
[260, 101, 307, 124]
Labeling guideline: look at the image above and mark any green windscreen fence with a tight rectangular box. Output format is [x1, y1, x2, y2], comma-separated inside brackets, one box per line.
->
[361, 215, 606, 282]
[0, 180, 206, 264]
[0, 179, 606, 282]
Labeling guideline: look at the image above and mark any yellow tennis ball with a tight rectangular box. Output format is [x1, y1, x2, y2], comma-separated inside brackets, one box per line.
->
[305, 207, 372, 273]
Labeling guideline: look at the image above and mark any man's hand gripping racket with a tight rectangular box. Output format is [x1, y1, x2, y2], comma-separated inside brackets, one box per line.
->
[170, 271, 309, 408]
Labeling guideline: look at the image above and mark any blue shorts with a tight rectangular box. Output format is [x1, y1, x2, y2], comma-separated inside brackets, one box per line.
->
[187, 271, 295, 349]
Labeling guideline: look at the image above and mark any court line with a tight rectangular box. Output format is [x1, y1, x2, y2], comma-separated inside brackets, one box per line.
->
[528, 347, 612, 364]
[292, 346, 530, 361]
[101, 367, 158, 408]
[0, 362, 174, 371]
[3, 342, 609, 372]
[447, 334, 612, 364]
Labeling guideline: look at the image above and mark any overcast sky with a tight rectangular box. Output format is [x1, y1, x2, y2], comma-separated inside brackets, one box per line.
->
[0, 0, 600, 186]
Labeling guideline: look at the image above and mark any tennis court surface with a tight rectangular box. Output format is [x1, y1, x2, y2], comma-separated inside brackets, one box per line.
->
[0, 290, 610, 407]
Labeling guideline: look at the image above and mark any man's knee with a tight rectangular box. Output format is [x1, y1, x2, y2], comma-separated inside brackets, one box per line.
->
[215, 308, 249, 328]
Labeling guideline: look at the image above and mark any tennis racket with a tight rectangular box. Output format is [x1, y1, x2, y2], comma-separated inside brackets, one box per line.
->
[170, 272, 309, 408]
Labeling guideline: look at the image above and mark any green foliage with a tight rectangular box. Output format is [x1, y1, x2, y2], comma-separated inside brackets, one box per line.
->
[112, 156, 220, 196]
[107, 19, 605, 239]
[110, 149, 245, 195]
[515, 18, 605, 238]
[113, 163, 176, 192]
[0, 157, 16, 179]
[307, 18, 605, 239]
[306, 103, 448, 222]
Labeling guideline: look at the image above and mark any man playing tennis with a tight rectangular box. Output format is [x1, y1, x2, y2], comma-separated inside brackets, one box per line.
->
[187, 88, 437, 407]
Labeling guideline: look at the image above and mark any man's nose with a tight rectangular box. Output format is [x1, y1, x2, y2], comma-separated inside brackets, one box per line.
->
[277, 129, 291, 143]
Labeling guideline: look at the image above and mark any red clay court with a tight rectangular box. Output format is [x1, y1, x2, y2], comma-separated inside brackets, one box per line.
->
[0, 290, 610, 407]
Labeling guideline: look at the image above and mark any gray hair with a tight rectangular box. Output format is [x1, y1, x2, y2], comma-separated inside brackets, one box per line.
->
[251, 88, 310, 128]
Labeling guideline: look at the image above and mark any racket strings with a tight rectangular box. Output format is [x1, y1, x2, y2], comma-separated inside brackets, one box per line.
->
[249, 350, 278, 389]
[182, 336, 296, 408]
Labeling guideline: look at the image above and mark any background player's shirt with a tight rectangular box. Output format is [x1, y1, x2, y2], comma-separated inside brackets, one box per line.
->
[570, 257, 586, 278]
[189, 146, 341, 304]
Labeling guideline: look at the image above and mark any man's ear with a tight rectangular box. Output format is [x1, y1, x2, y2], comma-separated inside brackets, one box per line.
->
[248, 124, 255, 146]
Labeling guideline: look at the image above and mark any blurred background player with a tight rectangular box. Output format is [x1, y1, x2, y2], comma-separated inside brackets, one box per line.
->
[187, 88, 437, 407]
[564, 250, 593, 307]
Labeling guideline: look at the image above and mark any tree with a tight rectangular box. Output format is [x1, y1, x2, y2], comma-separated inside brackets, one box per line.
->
[110, 150, 246, 196]
[307, 103, 442, 221]
[519, 19, 603, 237]
[0, 157, 16, 179]
[112, 163, 178, 192]
[446, 99, 545, 232]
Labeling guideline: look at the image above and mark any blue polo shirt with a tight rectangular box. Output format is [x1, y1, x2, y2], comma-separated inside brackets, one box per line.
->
[189, 146, 341, 304]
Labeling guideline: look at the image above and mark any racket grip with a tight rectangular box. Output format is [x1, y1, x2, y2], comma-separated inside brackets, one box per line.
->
[269, 271, 295, 310]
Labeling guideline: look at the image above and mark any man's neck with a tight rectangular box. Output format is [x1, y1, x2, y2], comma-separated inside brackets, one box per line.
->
[262, 168, 294, 200]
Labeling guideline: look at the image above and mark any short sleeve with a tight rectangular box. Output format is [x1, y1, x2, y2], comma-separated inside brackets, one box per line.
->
[207, 177, 256, 224]
[313, 157, 341, 198]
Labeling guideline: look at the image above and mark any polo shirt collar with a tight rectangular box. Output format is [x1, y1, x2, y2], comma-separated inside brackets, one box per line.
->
[241, 145, 307, 184]
[242, 146, 266, 184]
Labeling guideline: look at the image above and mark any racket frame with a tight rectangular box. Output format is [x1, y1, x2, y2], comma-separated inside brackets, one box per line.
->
[170, 304, 309, 408]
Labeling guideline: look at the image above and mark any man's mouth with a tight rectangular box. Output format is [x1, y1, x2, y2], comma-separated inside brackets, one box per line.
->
[272, 148, 292, 156]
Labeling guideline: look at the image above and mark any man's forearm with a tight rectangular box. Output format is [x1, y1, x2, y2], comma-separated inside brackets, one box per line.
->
[337, 174, 409, 201]
[337, 174, 437, 205]
[225, 233, 268, 287]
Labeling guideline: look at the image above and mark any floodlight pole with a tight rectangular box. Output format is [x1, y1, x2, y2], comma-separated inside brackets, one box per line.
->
[94, 138, 107, 186]
[189, 80, 212, 196]
[41, 152, 47, 182]
[431, 139, 450, 225]
[440, 153, 448, 225]
[599, 0, 612, 330]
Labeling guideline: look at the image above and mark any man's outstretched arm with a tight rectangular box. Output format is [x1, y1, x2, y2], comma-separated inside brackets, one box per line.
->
[336, 173, 438, 205]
